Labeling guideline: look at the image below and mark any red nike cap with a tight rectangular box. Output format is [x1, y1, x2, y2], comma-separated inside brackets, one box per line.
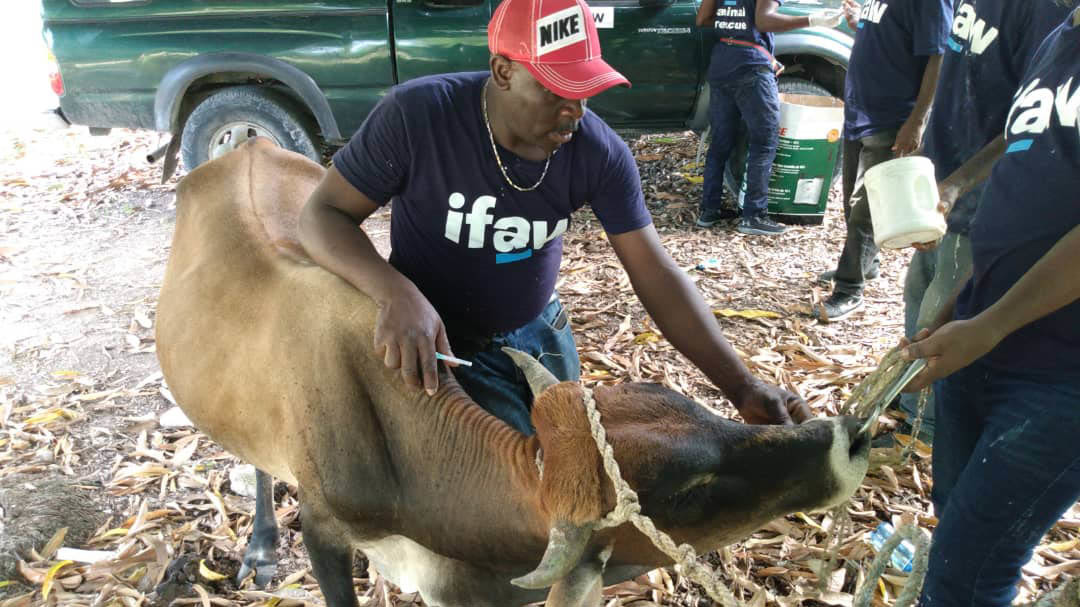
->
[488, 0, 631, 100]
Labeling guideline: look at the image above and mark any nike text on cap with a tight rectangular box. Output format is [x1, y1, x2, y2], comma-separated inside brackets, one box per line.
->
[488, 0, 631, 99]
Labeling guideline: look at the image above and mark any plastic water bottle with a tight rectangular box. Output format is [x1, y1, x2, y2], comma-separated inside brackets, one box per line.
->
[867, 522, 915, 573]
[696, 258, 721, 272]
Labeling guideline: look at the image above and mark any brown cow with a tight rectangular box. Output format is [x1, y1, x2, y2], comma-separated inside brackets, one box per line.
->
[155, 138, 871, 607]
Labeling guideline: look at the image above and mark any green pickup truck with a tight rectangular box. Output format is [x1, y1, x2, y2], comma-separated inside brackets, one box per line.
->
[41, 0, 851, 177]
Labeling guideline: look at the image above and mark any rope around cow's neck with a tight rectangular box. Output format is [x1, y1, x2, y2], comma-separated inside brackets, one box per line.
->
[580, 346, 931, 607]
[580, 387, 743, 607]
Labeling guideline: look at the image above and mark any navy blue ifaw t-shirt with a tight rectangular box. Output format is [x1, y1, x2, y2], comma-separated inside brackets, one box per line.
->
[333, 72, 652, 336]
[923, 0, 1071, 236]
[843, 0, 952, 140]
[955, 16, 1080, 376]
[706, 0, 781, 82]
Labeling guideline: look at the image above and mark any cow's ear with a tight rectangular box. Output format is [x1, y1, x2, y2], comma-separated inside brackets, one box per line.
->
[531, 383, 608, 524]
[515, 383, 610, 591]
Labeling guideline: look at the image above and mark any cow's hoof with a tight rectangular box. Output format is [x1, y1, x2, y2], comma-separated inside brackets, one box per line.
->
[237, 554, 278, 587]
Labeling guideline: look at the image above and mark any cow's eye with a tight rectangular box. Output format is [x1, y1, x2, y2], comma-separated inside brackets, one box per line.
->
[666, 475, 715, 521]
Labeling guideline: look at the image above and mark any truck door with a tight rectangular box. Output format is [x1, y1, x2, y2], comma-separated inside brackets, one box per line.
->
[391, 0, 493, 83]
[585, 0, 702, 130]
[390, 0, 701, 130]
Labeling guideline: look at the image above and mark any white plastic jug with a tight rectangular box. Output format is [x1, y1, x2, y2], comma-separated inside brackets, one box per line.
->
[864, 156, 946, 249]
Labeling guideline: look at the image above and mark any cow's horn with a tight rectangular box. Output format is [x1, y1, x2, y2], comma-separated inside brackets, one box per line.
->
[511, 520, 593, 589]
[501, 347, 560, 397]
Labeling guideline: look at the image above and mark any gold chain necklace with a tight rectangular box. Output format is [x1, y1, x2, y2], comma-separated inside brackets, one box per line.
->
[481, 80, 551, 192]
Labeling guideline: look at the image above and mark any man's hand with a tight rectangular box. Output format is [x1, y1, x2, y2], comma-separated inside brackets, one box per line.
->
[732, 378, 812, 425]
[373, 282, 457, 395]
[892, 115, 926, 156]
[842, 0, 860, 29]
[808, 8, 845, 28]
[900, 318, 1005, 392]
[937, 179, 961, 216]
[909, 180, 958, 252]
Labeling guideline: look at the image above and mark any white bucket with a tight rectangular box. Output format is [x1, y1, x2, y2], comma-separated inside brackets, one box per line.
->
[864, 156, 946, 249]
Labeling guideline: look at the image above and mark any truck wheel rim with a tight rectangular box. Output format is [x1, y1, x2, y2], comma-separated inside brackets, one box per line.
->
[208, 122, 280, 160]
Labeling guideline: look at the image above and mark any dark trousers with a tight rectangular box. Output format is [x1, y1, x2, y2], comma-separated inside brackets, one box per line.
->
[702, 67, 780, 219]
[448, 298, 580, 436]
[918, 360, 1080, 607]
[898, 233, 973, 440]
[832, 130, 896, 297]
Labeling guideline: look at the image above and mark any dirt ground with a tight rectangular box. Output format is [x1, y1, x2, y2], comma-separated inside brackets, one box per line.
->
[1, 123, 1077, 607]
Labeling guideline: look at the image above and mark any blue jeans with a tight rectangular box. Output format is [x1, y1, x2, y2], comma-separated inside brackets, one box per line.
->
[898, 232, 972, 440]
[448, 298, 580, 436]
[832, 131, 896, 297]
[702, 67, 780, 219]
[919, 360, 1080, 607]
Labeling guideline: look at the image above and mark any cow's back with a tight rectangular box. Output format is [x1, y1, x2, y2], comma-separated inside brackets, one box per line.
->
[156, 139, 385, 484]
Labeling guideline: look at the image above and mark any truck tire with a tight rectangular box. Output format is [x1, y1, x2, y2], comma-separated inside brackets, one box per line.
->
[180, 85, 321, 170]
[717, 77, 843, 221]
[777, 77, 835, 98]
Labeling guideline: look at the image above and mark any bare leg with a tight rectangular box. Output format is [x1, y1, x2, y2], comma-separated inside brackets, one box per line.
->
[237, 469, 278, 586]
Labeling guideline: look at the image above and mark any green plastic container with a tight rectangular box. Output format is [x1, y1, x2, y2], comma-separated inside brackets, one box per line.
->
[766, 93, 845, 225]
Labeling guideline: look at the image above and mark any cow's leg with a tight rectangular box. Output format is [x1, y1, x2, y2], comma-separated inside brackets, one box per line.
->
[301, 500, 358, 607]
[237, 469, 278, 586]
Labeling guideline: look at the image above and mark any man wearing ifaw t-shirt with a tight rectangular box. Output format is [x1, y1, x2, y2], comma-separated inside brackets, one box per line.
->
[892, 0, 1074, 446]
[298, 0, 810, 435]
[693, 0, 850, 236]
[816, 0, 952, 321]
[902, 7, 1080, 606]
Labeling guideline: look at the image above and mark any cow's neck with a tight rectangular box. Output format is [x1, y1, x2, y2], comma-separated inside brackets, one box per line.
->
[384, 380, 550, 564]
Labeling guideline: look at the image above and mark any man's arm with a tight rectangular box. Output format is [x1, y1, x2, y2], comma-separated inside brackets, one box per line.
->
[696, 0, 718, 27]
[893, 54, 943, 155]
[903, 224, 1080, 391]
[754, 0, 813, 32]
[299, 166, 454, 395]
[607, 225, 811, 424]
[911, 134, 1005, 251]
[938, 134, 1006, 216]
[301, 167, 399, 303]
[759, 0, 856, 32]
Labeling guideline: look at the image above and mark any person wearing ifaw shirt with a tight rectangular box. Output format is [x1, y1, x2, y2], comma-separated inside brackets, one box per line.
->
[894, 0, 1073, 446]
[298, 0, 811, 435]
[816, 0, 952, 322]
[693, 0, 848, 236]
[902, 8, 1080, 606]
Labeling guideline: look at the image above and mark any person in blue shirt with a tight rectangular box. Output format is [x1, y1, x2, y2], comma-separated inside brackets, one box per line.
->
[297, 0, 811, 436]
[903, 8, 1080, 605]
[816, 0, 952, 321]
[693, 0, 847, 236]
[892, 0, 1073, 445]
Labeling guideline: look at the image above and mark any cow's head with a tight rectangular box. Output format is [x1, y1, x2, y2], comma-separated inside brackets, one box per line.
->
[502, 349, 871, 590]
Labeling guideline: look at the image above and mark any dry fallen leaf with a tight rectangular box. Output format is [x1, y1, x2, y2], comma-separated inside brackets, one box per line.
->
[714, 308, 783, 320]
[41, 560, 74, 600]
[197, 560, 227, 582]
